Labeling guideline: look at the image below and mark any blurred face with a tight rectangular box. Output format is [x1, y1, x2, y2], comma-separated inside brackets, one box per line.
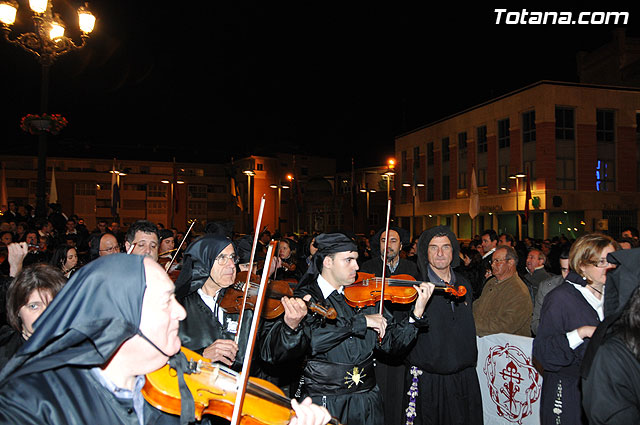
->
[137, 258, 186, 369]
[206, 244, 237, 293]
[481, 234, 496, 254]
[99, 234, 120, 256]
[1, 232, 12, 245]
[581, 244, 616, 287]
[66, 221, 75, 232]
[621, 230, 634, 239]
[380, 230, 401, 262]
[127, 231, 159, 261]
[491, 248, 515, 281]
[18, 289, 52, 339]
[65, 248, 78, 270]
[26, 232, 37, 246]
[111, 222, 120, 233]
[619, 241, 632, 250]
[97, 222, 107, 233]
[309, 238, 318, 256]
[526, 250, 544, 273]
[559, 258, 570, 278]
[159, 237, 174, 255]
[499, 235, 513, 247]
[427, 235, 453, 271]
[323, 251, 359, 289]
[278, 241, 291, 260]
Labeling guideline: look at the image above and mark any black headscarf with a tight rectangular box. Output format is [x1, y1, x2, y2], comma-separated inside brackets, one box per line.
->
[297, 233, 357, 289]
[174, 233, 233, 299]
[369, 226, 410, 259]
[416, 225, 461, 281]
[0, 254, 146, 382]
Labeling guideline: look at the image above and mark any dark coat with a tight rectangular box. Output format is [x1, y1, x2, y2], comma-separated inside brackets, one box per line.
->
[178, 289, 253, 371]
[533, 278, 601, 425]
[261, 277, 425, 425]
[583, 335, 640, 424]
[0, 326, 23, 372]
[0, 367, 177, 424]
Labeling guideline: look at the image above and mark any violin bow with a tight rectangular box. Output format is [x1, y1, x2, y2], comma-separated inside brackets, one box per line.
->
[164, 219, 196, 272]
[378, 197, 392, 316]
[234, 194, 266, 344]
[230, 239, 278, 425]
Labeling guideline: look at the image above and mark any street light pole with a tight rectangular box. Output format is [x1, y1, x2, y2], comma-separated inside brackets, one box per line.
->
[0, 1, 96, 217]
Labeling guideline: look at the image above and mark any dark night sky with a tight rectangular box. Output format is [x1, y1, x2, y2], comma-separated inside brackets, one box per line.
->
[0, 1, 638, 171]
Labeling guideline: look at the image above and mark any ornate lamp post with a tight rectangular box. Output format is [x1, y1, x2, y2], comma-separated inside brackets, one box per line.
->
[0, 0, 95, 217]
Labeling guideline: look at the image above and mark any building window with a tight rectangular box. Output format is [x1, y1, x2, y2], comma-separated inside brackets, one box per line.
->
[498, 119, 510, 148]
[477, 126, 487, 153]
[256, 163, 263, 171]
[522, 110, 536, 143]
[442, 137, 450, 162]
[596, 109, 615, 142]
[402, 150, 408, 173]
[427, 178, 434, 201]
[458, 132, 467, 158]
[458, 171, 467, 189]
[555, 107, 575, 140]
[478, 167, 487, 187]
[75, 183, 96, 196]
[557, 158, 576, 190]
[596, 159, 615, 191]
[442, 175, 450, 200]
[427, 142, 434, 165]
[188, 201, 207, 216]
[147, 201, 167, 214]
[498, 165, 509, 191]
[147, 184, 167, 198]
[188, 184, 207, 199]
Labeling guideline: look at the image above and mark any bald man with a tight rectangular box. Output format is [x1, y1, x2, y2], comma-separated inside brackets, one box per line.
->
[99, 234, 121, 256]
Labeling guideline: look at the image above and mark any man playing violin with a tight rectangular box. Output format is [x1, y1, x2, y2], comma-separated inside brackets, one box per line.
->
[358, 226, 419, 425]
[0, 253, 332, 425]
[261, 233, 434, 425]
[403, 226, 483, 425]
[175, 234, 307, 371]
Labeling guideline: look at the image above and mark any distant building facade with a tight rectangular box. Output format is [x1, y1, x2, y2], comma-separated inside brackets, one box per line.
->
[394, 81, 640, 240]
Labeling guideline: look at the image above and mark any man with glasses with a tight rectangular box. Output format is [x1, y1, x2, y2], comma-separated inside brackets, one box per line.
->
[98, 233, 121, 257]
[473, 245, 533, 337]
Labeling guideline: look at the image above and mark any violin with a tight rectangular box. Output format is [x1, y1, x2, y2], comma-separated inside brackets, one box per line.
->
[219, 271, 337, 320]
[143, 347, 341, 425]
[343, 272, 467, 309]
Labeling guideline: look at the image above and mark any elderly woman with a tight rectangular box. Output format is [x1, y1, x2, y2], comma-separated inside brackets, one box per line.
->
[50, 245, 79, 278]
[533, 233, 619, 425]
[0, 263, 66, 370]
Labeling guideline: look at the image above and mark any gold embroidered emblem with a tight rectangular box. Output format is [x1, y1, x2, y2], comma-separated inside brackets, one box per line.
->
[344, 366, 366, 388]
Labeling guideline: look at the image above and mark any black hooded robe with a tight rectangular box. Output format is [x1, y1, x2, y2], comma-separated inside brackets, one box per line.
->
[0, 254, 180, 425]
[402, 225, 483, 425]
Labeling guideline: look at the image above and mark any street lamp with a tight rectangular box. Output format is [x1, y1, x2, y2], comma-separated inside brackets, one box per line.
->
[382, 157, 396, 199]
[243, 169, 255, 232]
[402, 181, 425, 240]
[359, 187, 376, 225]
[509, 172, 527, 240]
[270, 180, 290, 232]
[0, 0, 96, 218]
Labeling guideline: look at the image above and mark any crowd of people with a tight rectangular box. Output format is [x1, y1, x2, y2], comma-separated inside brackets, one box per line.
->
[0, 199, 639, 425]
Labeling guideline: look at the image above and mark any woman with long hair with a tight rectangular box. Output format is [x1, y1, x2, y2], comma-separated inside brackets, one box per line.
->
[50, 245, 79, 278]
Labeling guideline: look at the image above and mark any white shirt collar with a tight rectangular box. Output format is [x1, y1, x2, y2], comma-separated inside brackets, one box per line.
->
[568, 281, 605, 321]
[482, 247, 496, 259]
[317, 274, 343, 299]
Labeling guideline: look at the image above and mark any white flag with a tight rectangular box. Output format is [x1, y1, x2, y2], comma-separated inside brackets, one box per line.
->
[469, 167, 479, 219]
